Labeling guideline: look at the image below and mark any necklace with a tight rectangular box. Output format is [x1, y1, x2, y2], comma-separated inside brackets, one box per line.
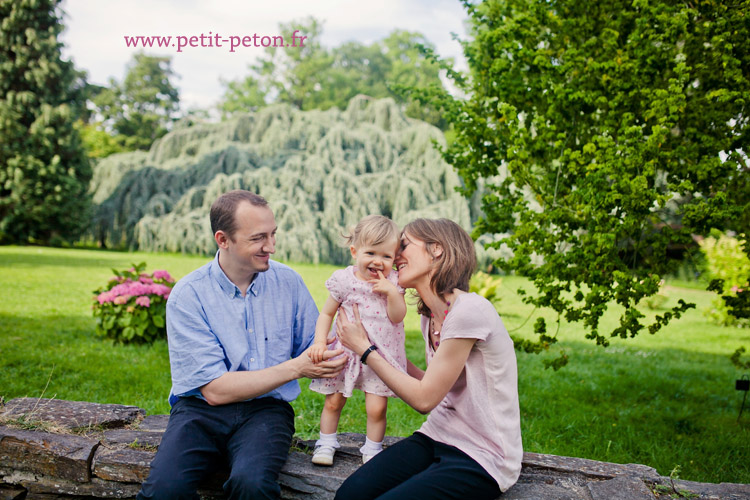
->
[429, 300, 450, 350]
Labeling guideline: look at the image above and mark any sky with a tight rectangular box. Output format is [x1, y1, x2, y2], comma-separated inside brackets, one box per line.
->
[59, 0, 470, 112]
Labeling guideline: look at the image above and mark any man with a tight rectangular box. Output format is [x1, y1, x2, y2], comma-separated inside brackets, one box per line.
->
[138, 190, 347, 500]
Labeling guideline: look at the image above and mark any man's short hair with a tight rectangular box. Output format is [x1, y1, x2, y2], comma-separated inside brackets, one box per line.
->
[210, 190, 268, 239]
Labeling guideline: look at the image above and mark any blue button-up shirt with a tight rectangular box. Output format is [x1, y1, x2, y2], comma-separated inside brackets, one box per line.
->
[165, 253, 318, 406]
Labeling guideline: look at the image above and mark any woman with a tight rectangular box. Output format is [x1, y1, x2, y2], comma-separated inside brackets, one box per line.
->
[335, 218, 523, 500]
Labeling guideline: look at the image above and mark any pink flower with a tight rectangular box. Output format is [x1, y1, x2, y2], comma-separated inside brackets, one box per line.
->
[153, 270, 173, 282]
[108, 281, 151, 298]
[150, 284, 172, 298]
[95, 268, 173, 309]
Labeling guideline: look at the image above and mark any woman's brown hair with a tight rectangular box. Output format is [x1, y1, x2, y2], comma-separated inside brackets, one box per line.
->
[402, 218, 477, 317]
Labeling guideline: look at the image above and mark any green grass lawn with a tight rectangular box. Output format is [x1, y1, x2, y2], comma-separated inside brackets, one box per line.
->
[1, 245, 748, 484]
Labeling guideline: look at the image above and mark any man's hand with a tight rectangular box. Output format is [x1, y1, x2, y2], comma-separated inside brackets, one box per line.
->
[201, 346, 348, 406]
[369, 270, 398, 296]
[296, 346, 347, 379]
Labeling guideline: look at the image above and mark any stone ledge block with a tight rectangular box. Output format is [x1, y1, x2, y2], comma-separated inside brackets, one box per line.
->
[2, 402, 748, 500]
[0, 483, 26, 500]
[522, 451, 660, 481]
[101, 429, 162, 449]
[280, 451, 361, 499]
[135, 415, 168, 433]
[0, 427, 97, 483]
[24, 475, 140, 499]
[505, 470, 592, 499]
[587, 476, 655, 500]
[93, 446, 154, 483]
[1, 399, 144, 432]
[662, 478, 750, 500]
[503, 481, 589, 500]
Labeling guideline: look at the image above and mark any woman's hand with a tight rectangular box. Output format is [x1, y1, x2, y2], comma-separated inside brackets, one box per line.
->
[335, 304, 372, 356]
[337, 304, 476, 415]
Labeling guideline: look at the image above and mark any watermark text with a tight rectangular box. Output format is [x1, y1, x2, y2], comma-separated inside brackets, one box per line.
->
[123, 30, 308, 53]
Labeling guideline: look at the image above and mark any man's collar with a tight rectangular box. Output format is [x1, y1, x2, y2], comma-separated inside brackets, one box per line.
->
[248, 273, 260, 296]
[210, 251, 264, 297]
[210, 253, 239, 297]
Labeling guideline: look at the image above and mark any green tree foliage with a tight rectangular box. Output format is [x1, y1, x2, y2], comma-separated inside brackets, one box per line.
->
[88, 97, 479, 265]
[93, 52, 180, 151]
[76, 121, 125, 159]
[436, 0, 749, 366]
[0, 0, 92, 244]
[219, 18, 449, 128]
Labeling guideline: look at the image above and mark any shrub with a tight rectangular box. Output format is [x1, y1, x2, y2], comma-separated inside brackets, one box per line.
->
[92, 262, 175, 344]
[643, 280, 668, 310]
[470, 271, 502, 306]
[699, 233, 750, 327]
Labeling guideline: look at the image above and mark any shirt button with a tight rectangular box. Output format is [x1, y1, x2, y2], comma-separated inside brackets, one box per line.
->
[250, 358, 255, 362]
[248, 328, 253, 334]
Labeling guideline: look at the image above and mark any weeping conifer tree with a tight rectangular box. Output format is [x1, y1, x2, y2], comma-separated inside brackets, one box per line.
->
[89, 96, 479, 265]
[0, 0, 92, 244]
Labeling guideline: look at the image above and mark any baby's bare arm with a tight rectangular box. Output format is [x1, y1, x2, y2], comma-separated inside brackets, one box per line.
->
[310, 295, 341, 363]
[370, 271, 406, 323]
[385, 289, 406, 323]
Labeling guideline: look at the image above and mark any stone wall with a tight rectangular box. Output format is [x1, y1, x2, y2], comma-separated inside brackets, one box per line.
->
[0, 398, 747, 500]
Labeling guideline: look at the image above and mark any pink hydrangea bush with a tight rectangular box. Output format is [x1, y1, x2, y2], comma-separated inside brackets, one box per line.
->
[92, 262, 175, 344]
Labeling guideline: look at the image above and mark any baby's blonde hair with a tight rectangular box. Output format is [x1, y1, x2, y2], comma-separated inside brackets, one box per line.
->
[345, 215, 400, 249]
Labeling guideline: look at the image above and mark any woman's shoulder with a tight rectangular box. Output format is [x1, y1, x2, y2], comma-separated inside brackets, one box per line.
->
[453, 292, 495, 313]
[443, 293, 510, 346]
[451, 293, 502, 326]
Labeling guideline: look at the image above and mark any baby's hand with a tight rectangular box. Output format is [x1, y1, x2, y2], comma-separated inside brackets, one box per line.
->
[308, 342, 328, 364]
[369, 270, 398, 296]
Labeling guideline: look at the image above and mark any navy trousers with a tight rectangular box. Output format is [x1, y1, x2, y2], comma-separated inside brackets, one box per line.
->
[137, 397, 295, 500]
[335, 432, 501, 500]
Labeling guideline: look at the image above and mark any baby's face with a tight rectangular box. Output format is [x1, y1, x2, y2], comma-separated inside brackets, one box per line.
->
[351, 237, 399, 281]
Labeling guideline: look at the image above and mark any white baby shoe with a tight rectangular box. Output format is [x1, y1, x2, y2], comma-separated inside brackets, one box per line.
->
[312, 445, 336, 466]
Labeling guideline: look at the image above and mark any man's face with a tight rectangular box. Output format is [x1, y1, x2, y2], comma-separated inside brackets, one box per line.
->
[223, 202, 277, 274]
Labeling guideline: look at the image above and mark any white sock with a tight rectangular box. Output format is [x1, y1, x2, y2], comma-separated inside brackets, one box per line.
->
[316, 432, 340, 449]
[360, 437, 383, 456]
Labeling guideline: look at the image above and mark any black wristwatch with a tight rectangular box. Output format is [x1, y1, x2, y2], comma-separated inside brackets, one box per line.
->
[360, 345, 379, 365]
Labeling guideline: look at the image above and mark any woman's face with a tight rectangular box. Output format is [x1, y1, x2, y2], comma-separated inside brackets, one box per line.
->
[395, 231, 433, 289]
